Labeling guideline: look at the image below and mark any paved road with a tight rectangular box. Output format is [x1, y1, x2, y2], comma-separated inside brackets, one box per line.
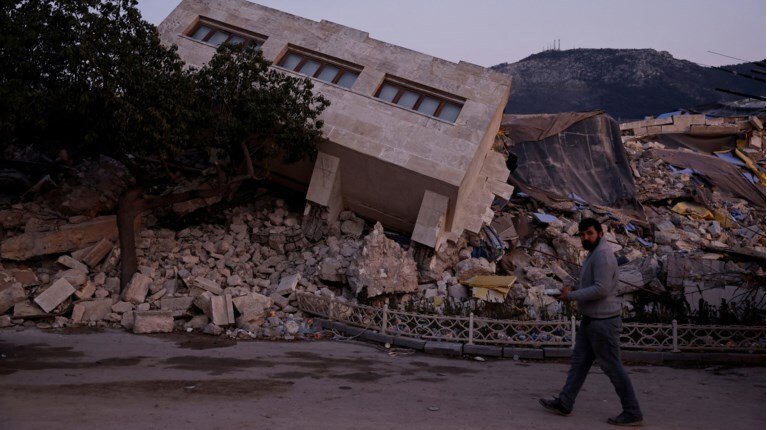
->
[0, 328, 763, 430]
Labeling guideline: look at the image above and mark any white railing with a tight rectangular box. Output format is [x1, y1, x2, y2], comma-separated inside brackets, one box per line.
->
[297, 292, 766, 353]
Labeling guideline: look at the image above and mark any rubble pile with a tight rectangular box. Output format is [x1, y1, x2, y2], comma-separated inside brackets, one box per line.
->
[0, 131, 764, 336]
[477, 137, 766, 322]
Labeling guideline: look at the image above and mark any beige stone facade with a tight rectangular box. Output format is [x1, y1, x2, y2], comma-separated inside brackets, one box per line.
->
[158, 0, 513, 248]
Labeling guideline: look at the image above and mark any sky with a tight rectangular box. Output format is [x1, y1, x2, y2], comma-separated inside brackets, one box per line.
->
[137, 0, 766, 68]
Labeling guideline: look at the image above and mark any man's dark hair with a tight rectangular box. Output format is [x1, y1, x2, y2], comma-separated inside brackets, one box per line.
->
[578, 217, 603, 233]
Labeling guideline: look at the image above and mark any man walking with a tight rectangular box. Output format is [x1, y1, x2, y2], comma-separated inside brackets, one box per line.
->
[539, 218, 643, 426]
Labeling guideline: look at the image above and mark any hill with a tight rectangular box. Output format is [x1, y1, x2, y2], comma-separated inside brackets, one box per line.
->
[491, 48, 765, 120]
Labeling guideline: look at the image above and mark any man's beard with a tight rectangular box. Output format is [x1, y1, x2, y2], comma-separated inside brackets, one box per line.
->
[582, 236, 601, 251]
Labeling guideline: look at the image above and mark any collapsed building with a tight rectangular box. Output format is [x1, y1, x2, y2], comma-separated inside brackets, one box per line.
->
[158, 0, 513, 251]
[0, 2, 764, 338]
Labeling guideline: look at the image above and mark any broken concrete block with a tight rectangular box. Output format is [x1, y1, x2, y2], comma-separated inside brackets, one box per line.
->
[111, 301, 133, 314]
[276, 273, 300, 296]
[454, 257, 495, 281]
[9, 269, 40, 287]
[133, 310, 174, 334]
[447, 284, 468, 300]
[0, 215, 118, 261]
[209, 294, 235, 326]
[160, 296, 194, 312]
[656, 220, 676, 233]
[55, 268, 87, 287]
[71, 302, 85, 323]
[236, 314, 264, 331]
[203, 322, 224, 336]
[121, 311, 134, 329]
[0, 283, 26, 314]
[122, 273, 151, 304]
[147, 288, 167, 302]
[193, 291, 213, 318]
[71, 244, 95, 262]
[72, 299, 113, 322]
[57, 255, 89, 273]
[74, 281, 96, 300]
[0, 315, 12, 327]
[13, 301, 46, 318]
[82, 238, 113, 268]
[346, 222, 419, 298]
[184, 315, 209, 330]
[104, 277, 120, 294]
[232, 294, 267, 321]
[318, 258, 345, 283]
[191, 277, 223, 295]
[340, 218, 364, 237]
[34, 278, 76, 313]
[269, 292, 290, 310]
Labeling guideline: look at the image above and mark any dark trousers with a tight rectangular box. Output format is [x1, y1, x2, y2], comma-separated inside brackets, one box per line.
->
[559, 316, 642, 417]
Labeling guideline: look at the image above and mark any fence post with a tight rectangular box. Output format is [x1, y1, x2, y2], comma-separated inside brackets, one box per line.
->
[381, 298, 389, 334]
[672, 319, 679, 352]
[571, 316, 576, 349]
[468, 313, 475, 345]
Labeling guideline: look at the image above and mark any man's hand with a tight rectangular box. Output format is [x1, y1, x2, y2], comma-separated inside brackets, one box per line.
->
[558, 285, 572, 301]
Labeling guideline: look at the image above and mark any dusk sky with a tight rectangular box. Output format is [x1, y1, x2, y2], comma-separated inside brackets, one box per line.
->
[137, 0, 766, 68]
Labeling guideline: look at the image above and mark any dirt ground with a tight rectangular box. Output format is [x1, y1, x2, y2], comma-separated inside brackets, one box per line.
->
[0, 328, 764, 430]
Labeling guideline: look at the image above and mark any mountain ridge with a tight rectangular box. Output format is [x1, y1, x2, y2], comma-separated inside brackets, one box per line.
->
[491, 48, 765, 120]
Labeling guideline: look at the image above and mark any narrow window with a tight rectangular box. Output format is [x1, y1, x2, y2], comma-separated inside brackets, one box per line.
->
[280, 53, 302, 71]
[299, 59, 321, 77]
[277, 48, 362, 90]
[317, 64, 341, 83]
[185, 18, 266, 49]
[375, 78, 464, 123]
[336, 71, 358, 89]
[191, 25, 212, 40]
[438, 103, 462, 122]
[377, 84, 399, 103]
[396, 90, 420, 109]
[207, 30, 231, 46]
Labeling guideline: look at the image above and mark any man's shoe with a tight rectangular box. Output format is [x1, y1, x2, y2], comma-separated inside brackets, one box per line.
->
[607, 412, 644, 426]
[538, 397, 571, 416]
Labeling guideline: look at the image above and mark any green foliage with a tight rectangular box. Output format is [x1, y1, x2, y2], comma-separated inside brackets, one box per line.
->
[193, 44, 329, 171]
[1, 0, 329, 174]
[0, 0, 193, 158]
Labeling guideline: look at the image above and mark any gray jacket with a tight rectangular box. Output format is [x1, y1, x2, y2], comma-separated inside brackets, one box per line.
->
[566, 237, 621, 318]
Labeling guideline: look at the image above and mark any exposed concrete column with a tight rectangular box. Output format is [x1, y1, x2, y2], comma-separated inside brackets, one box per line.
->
[306, 152, 343, 224]
[411, 190, 449, 249]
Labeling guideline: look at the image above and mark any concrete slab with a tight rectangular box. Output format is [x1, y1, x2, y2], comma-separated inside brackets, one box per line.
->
[464, 344, 503, 357]
[34, 278, 76, 313]
[503, 346, 544, 360]
[424, 341, 463, 356]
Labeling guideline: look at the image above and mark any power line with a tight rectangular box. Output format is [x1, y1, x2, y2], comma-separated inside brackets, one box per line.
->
[707, 50, 751, 63]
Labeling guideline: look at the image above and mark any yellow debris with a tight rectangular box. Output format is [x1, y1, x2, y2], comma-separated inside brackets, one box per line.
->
[462, 275, 517, 303]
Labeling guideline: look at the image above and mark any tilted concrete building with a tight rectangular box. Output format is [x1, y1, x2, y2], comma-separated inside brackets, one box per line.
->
[159, 0, 513, 249]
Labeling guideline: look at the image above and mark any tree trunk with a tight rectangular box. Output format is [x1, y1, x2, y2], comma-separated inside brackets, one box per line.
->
[116, 181, 247, 293]
[117, 187, 144, 291]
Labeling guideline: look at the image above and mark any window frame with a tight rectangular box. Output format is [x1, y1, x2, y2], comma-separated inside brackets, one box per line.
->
[277, 47, 362, 89]
[374, 77, 465, 123]
[185, 17, 266, 49]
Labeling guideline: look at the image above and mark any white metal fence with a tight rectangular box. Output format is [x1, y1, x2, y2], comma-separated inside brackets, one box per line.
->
[297, 292, 766, 353]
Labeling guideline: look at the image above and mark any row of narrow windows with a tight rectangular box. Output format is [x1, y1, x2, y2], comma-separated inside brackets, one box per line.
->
[187, 18, 464, 123]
